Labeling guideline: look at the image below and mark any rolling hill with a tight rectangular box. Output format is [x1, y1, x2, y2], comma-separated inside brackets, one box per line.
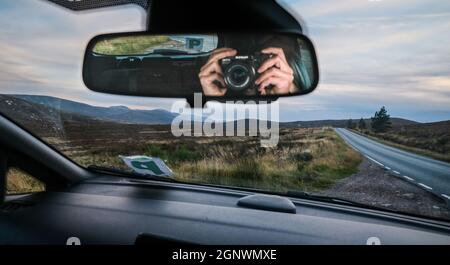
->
[0, 94, 430, 134]
[9, 94, 178, 125]
[281, 118, 418, 128]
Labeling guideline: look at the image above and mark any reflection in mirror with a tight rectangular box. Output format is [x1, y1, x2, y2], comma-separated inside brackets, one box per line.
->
[83, 33, 319, 100]
[92, 34, 218, 55]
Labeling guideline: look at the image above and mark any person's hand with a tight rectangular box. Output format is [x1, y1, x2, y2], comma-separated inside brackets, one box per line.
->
[255, 47, 297, 95]
[199, 48, 237, 96]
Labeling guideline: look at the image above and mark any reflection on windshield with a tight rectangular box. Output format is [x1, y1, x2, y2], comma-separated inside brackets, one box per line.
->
[93, 34, 218, 55]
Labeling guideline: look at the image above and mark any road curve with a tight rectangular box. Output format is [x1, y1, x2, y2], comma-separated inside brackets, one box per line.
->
[335, 128, 450, 201]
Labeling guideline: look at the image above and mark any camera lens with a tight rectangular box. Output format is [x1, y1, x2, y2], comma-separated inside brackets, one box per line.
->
[225, 64, 251, 91]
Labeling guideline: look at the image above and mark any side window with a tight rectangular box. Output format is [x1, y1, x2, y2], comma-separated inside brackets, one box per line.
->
[6, 168, 45, 195]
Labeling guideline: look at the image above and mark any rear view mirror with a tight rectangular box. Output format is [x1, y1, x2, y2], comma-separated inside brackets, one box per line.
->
[83, 32, 319, 102]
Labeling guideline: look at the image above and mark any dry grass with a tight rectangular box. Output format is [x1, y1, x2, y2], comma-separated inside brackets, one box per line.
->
[7, 126, 362, 194]
[71, 127, 362, 193]
[355, 122, 450, 163]
[6, 168, 45, 195]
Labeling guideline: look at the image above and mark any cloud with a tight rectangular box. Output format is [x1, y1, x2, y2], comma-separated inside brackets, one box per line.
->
[0, 0, 172, 109]
[276, 0, 450, 122]
[0, 0, 449, 122]
[285, 0, 450, 21]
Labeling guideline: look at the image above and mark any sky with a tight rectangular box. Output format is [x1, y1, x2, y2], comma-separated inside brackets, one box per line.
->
[0, 0, 450, 122]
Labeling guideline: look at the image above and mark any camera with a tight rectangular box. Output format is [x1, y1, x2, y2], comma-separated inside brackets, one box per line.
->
[219, 53, 272, 92]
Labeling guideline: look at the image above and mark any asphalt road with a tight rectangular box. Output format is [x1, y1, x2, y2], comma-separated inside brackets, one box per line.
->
[335, 128, 450, 201]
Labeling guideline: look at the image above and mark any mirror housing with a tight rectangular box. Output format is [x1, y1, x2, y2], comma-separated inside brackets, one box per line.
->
[147, 0, 304, 34]
[83, 31, 319, 105]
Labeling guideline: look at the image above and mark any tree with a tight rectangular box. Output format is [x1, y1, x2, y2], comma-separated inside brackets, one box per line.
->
[371, 106, 392, 133]
[346, 119, 355, 129]
[358, 118, 366, 130]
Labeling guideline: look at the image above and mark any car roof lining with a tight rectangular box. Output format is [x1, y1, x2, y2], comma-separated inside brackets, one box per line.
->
[45, 0, 150, 11]
[45, 0, 303, 34]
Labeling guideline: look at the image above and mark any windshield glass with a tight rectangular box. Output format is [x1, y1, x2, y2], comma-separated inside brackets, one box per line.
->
[1, 0, 450, 221]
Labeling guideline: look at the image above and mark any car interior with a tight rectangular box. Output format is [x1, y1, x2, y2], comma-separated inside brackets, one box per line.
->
[0, 0, 449, 247]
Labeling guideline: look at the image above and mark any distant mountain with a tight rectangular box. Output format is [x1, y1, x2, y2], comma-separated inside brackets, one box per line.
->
[0, 94, 102, 137]
[1, 94, 424, 131]
[9, 94, 178, 125]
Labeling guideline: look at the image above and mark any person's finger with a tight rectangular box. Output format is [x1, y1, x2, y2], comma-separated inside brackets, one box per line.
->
[257, 55, 292, 74]
[204, 86, 225, 96]
[200, 78, 227, 96]
[218, 87, 227, 96]
[205, 73, 225, 87]
[259, 77, 284, 91]
[258, 87, 267, 95]
[261, 47, 287, 63]
[255, 68, 292, 85]
[210, 47, 235, 55]
[200, 61, 222, 76]
[257, 85, 267, 95]
[206, 84, 227, 96]
[207, 49, 237, 64]
[201, 48, 238, 74]
[257, 56, 281, 73]
[258, 55, 294, 74]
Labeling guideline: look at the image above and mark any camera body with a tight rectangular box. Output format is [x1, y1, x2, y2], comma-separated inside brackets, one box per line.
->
[219, 53, 272, 92]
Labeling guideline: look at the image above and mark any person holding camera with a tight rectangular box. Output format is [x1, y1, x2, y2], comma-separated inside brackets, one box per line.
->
[198, 34, 303, 97]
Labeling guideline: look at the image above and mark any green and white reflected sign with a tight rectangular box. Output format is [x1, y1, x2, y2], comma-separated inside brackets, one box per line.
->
[120, 155, 173, 177]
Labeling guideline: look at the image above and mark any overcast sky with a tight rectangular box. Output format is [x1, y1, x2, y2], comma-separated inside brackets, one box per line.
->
[0, 0, 449, 122]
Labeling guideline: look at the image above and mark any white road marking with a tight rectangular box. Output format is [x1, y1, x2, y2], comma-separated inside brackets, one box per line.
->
[340, 129, 449, 198]
[403, 175, 414, 181]
[418, 183, 433, 190]
[365, 155, 384, 167]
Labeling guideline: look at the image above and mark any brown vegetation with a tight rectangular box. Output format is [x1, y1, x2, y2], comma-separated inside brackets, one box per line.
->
[357, 120, 450, 162]
[9, 120, 362, 194]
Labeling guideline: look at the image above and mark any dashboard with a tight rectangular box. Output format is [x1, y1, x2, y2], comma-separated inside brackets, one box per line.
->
[1, 176, 450, 245]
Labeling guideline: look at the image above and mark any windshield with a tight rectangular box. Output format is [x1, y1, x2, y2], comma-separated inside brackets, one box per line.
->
[1, 0, 450, 221]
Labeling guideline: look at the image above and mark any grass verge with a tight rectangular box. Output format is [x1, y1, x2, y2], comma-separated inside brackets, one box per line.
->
[352, 129, 450, 163]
